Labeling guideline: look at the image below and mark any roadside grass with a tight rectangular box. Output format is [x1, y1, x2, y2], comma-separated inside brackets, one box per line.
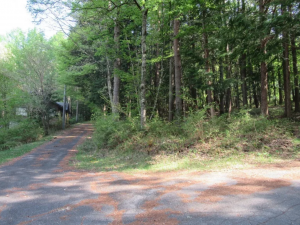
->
[0, 136, 53, 165]
[73, 141, 296, 173]
[73, 107, 300, 173]
[0, 122, 86, 166]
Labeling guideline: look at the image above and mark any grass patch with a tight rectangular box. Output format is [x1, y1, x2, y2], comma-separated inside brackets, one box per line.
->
[73, 107, 300, 173]
[0, 136, 53, 165]
[73, 142, 291, 173]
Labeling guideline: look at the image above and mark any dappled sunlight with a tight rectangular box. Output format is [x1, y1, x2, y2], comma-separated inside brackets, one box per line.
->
[1, 123, 300, 224]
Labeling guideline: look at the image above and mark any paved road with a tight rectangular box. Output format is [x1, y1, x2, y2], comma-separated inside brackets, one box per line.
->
[0, 123, 300, 225]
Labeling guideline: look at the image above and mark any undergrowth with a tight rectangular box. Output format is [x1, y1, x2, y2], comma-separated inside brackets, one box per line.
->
[0, 120, 43, 151]
[0, 136, 53, 165]
[74, 107, 300, 172]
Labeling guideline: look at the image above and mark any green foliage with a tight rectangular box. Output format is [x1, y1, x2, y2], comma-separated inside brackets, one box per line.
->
[93, 115, 139, 149]
[75, 107, 299, 172]
[0, 120, 43, 151]
[0, 137, 52, 165]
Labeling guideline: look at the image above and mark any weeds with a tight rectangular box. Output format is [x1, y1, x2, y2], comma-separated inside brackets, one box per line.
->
[74, 107, 300, 172]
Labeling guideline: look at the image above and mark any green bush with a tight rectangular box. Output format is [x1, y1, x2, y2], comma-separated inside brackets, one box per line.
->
[91, 107, 297, 157]
[0, 120, 43, 151]
[93, 115, 139, 149]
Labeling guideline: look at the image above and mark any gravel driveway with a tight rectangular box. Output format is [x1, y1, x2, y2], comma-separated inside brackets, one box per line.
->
[1, 123, 300, 225]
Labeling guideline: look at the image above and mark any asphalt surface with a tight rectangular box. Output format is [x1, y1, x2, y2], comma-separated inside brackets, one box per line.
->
[0, 123, 300, 225]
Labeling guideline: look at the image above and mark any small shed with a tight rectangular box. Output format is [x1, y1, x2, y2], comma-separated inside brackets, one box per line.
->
[50, 102, 71, 116]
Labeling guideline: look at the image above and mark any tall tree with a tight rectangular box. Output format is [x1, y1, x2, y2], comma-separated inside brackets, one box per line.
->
[173, 19, 183, 118]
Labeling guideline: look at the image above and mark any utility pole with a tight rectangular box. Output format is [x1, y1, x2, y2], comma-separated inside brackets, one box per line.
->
[62, 85, 66, 129]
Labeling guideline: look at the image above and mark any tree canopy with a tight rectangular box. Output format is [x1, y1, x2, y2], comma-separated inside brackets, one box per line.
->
[9, 0, 300, 127]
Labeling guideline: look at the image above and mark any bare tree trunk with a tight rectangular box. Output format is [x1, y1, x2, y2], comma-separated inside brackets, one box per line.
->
[240, 54, 248, 106]
[173, 19, 183, 118]
[212, 59, 218, 108]
[140, 8, 148, 128]
[155, 44, 160, 88]
[112, 20, 121, 115]
[151, 5, 165, 120]
[240, 0, 247, 107]
[253, 82, 259, 108]
[225, 45, 232, 115]
[282, 41, 292, 117]
[247, 57, 253, 106]
[291, 33, 299, 112]
[249, 78, 252, 106]
[278, 68, 283, 105]
[203, 10, 215, 117]
[260, 61, 268, 115]
[125, 32, 139, 118]
[169, 22, 174, 122]
[282, 4, 292, 117]
[68, 97, 72, 116]
[219, 58, 225, 114]
[259, 0, 269, 116]
[106, 54, 113, 108]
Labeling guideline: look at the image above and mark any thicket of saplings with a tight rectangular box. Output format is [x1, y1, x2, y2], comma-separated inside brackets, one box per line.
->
[80, 106, 299, 163]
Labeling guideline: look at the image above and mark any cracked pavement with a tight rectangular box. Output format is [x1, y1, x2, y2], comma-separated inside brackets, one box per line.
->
[0, 123, 300, 225]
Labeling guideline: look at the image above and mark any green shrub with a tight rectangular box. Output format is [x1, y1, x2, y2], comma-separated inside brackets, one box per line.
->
[78, 138, 97, 153]
[93, 115, 139, 149]
[0, 120, 43, 151]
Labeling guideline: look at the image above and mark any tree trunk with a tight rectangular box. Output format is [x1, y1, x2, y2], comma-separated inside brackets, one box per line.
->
[253, 82, 259, 108]
[247, 58, 253, 107]
[282, 5, 292, 117]
[155, 44, 160, 88]
[282, 41, 292, 117]
[278, 68, 283, 105]
[112, 20, 121, 115]
[225, 45, 232, 115]
[240, 54, 248, 106]
[240, 0, 247, 107]
[106, 54, 113, 108]
[260, 61, 268, 115]
[291, 33, 299, 112]
[140, 8, 148, 128]
[173, 19, 183, 118]
[236, 82, 240, 109]
[259, 0, 269, 116]
[151, 5, 165, 120]
[169, 37, 174, 122]
[203, 10, 215, 117]
[219, 58, 225, 114]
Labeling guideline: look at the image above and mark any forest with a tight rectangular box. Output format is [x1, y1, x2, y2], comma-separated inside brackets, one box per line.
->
[0, 0, 300, 170]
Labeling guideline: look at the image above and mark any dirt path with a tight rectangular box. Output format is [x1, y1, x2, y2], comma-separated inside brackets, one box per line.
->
[0, 123, 300, 225]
